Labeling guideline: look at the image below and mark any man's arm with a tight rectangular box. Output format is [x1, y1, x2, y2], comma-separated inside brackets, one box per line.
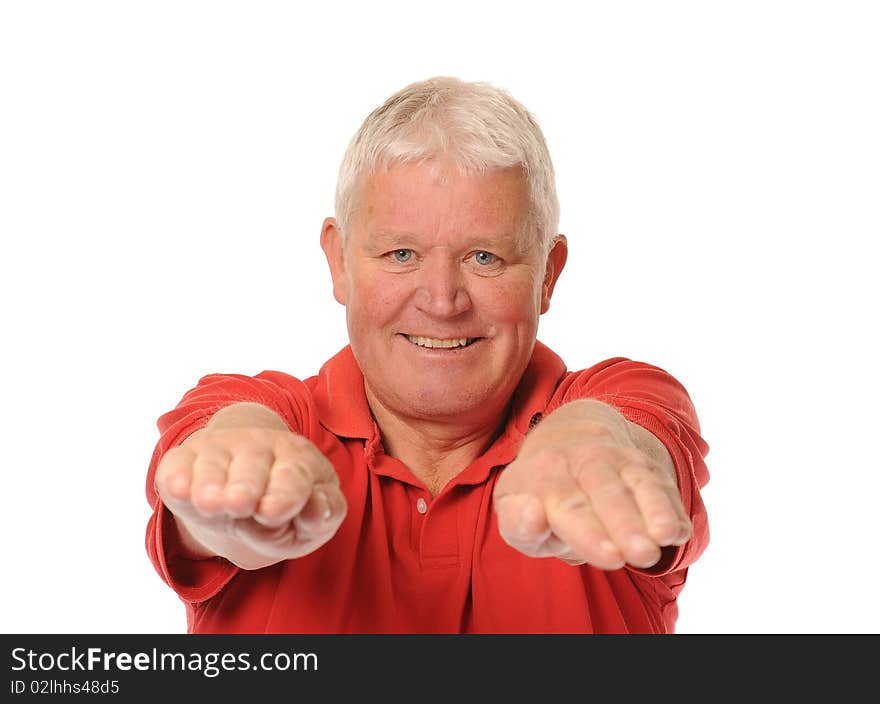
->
[493, 398, 691, 570]
[154, 402, 347, 571]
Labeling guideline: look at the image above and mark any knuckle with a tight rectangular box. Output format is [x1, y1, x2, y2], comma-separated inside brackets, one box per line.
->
[192, 443, 232, 466]
[155, 455, 178, 480]
[158, 445, 192, 470]
[619, 459, 664, 486]
[588, 479, 630, 501]
[324, 484, 347, 510]
[255, 499, 293, 524]
[618, 446, 649, 464]
[522, 447, 569, 473]
[577, 443, 611, 463]
[548, 492, 590, 516]
[275, 432, 312, 454]
[237, 440, 274, 460]
[271, 461, 313, 487]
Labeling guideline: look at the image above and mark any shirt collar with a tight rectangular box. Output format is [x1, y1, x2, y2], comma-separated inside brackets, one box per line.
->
[506, 340, 568, 438]
[311, 340, 568, 443]
[311, 345, 376, 440]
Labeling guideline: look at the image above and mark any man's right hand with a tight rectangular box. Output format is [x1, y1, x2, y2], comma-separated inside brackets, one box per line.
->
[155, 422, 347, 570]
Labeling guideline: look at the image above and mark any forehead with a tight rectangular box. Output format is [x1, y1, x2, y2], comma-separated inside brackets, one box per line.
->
[353, 161, 531, 243]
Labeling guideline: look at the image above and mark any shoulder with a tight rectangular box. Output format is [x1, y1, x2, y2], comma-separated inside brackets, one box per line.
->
[557, 357, 694, 408]
[155, 367, 323, 443]
[179, 369, 314, 410]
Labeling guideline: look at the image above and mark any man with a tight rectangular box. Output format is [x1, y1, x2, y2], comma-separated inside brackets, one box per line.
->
[146, 76, 710, 633]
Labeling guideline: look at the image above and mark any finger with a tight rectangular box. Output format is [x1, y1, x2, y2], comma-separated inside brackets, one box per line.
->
[528, 463, 627, 569]
[233, 485, 347, 560]
[543, 492, 626, 570]
[291, 482, 347, 540]
[588, 480, 660, 568]
[624, 465, 692, 546]
[275, 434, 340, 485]
[568, 451, 660, 568]
[255, 435, 339, 525]
[496, 488, 626, 569]
[295, 482, 340, 525]
[223, 446, 273, 518]
[496, 456, 608, 562]
[190, 447, 233, 517]
[155, 445, 196, 503]
[253, 457, 315, 526]
[494, 494, 553, 558]
[232, 517, 302, 560]
[494, 452, 545, 499]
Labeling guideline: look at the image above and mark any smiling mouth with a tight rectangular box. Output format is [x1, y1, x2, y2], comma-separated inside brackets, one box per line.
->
[404, 335, 479, 349]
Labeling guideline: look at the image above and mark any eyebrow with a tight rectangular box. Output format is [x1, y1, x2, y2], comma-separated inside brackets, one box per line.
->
[370, 231, 417, 245]
[369, 231, 517, 251]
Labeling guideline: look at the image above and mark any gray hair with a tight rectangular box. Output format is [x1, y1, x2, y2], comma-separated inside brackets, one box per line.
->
[333, 76, 560, 257]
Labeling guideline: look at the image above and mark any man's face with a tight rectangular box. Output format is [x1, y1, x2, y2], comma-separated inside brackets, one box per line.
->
[321, 161, 566, 428]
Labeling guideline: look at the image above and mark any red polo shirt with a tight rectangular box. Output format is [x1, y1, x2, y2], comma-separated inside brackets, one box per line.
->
[145, 341, 709, 633]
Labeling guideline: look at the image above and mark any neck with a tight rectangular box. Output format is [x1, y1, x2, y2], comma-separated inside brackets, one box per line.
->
[365, 392, 507, 496]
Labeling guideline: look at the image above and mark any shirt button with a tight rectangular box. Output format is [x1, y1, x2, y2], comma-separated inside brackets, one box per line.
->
[416, 497, 428, 514]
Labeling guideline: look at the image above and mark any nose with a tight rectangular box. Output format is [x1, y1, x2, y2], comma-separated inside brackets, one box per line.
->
[412, 256, 473, 318]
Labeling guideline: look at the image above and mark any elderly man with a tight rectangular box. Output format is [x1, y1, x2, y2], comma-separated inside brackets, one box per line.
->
[146, 76, 709, 633]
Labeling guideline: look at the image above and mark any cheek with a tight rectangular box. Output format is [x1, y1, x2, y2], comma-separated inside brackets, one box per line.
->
[347, 274, 408, 326]
[478, 277, 542, 322]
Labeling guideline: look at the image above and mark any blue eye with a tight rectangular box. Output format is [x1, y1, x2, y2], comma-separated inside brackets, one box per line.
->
[474, 251, 496, 266]
[392, 249, 413, 263]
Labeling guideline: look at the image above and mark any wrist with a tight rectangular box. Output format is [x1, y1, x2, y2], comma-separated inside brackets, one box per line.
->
[525, 399, 634, 449]
[205, 402, 289, 432]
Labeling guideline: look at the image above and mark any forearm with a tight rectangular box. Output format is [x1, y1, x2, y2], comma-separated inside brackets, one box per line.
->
[522, 399, 677, 487]
[188, 402, 291, 439]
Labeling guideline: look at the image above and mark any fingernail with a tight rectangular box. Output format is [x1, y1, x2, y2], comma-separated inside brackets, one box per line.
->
[673, 526, 692, 545]
[652, 513, 676, 529]
[599, 539, 618, 554]
[315, 488, 332, 520]
[513, 497, 538, 537]
[226, 481, 255, 500]
[253, 511, 273, 527]
[629, 535, 656, 555]
[495, 493, 526, 519]
[168, 474, 188, 497]
[202, 485, 221, 501]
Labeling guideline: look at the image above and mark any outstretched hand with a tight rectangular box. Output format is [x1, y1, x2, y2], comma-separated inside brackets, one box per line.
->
[155, 426, 347, 570]
[493, 400, 691, 570]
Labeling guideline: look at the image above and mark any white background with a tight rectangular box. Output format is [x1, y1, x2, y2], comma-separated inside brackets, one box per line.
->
[2, 1, 877, 634]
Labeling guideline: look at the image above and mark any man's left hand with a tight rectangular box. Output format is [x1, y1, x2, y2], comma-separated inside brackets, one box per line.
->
[493, 399, 692, 570]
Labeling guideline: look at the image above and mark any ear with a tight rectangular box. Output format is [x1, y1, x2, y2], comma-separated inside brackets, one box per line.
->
[320, 217, 348, 305]
[540, 235, 568, 314]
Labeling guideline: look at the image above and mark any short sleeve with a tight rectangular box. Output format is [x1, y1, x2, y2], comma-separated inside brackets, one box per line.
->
[144, 370, 315, 603]
[550, 358, 711, 575]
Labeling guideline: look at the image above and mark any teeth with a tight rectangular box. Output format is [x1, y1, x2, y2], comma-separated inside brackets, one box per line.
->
[406, 336, 473, 349]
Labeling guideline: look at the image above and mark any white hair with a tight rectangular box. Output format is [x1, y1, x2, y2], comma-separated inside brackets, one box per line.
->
[334, 76, 560, 256]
